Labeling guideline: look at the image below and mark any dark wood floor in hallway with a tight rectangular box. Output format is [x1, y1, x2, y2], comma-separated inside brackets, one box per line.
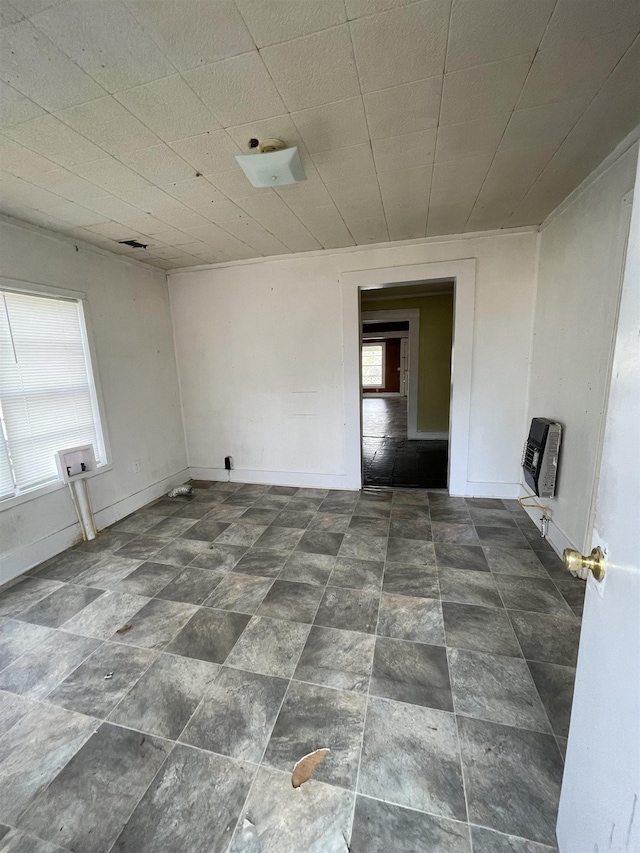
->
[362, 397, 448, 488]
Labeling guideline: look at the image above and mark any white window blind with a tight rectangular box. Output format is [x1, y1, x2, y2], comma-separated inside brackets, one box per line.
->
[0, 289, 105, 500]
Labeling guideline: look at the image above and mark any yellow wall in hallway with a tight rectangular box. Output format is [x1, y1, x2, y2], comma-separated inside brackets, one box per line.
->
[362, 294, 454, 433]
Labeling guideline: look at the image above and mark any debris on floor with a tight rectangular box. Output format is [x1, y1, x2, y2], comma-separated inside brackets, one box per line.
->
[291, 748, 330, 788]
[167, 485, 194, 497]
[116, 624, 132, 634]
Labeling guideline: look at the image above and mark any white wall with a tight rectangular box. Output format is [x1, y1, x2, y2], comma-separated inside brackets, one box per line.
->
[525, 141, 639, 553]
[0, 217, 188, 582]
[169, 229, 538, 493]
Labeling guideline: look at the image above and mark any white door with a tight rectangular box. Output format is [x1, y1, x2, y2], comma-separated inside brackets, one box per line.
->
[556, 187, 639, 848]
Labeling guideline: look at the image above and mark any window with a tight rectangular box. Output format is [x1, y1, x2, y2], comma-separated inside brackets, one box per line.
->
[0, 289, 106, 502]
[361, 342, 386, 389]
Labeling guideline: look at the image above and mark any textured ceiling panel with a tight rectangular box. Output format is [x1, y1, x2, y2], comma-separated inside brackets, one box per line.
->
[0, 0, 638, 269]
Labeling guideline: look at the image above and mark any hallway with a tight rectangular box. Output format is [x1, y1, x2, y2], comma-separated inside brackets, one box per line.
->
[362, 397, 448, 488]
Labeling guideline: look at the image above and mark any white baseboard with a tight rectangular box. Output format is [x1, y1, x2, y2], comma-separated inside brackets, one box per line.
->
[409, 430, 449, 440]
[0, 468, 190, 585]
[189, 467, 357, 490]
[454, 481, 521, 499]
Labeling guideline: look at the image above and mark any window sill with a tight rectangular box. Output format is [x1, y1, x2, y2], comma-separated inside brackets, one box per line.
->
[0, 463, 112, 512]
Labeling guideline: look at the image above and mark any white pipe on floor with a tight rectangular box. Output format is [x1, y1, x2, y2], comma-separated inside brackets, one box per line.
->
[70, 479, 97, 540]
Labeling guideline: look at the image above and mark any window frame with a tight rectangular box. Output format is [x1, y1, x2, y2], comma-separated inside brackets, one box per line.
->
[361, 341, 386, 390]
[0, 277, 112, 510]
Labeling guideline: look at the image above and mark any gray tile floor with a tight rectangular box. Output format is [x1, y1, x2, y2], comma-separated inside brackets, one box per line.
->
[0, 482, 585, 853]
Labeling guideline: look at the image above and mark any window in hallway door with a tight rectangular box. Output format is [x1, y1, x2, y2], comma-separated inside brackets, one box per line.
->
[362, 342, 385, 388]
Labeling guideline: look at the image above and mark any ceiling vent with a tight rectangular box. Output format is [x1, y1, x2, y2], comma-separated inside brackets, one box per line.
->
[118, 239, 148, 249]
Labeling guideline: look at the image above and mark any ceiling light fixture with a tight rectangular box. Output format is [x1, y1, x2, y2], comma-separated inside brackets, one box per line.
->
[235, 138, 306, 188]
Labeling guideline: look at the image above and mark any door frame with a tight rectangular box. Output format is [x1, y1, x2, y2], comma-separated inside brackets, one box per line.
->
[361, 308, 421, 435]
[340, 259, 476, 495]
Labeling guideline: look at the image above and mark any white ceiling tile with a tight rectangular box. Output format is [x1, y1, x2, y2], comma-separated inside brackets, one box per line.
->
[291, 97, 369, 153]
[119, 212, 174, 236]
[114, 75, 221, 143]
[372, 129, 436, 173]
[311, 144, 376, 183]
[377, 165, 432, 204]
[383, 196, 428, 238]
[208, 166, 268, 200]
[350, 0, 450, 93]
[75, 157, 152, 195]
[117, 185, 184, 214]
[338, 209, 388, 244]
[148, 226, 195, 245]
[0, 134, 58, 176]
[540, 0, 640, 52]
[9, 0, 65, 15]
[431, 155, 492, 192]
[5, 113, 105, 166]
[261, 25, 360, 110]
[226, 113, 302, 151]
[55, 96, 160, 155]
[42, 200, 108, 226]
[275, 179, 334, 210]
[499, 98, 590, 152]
[183, 222, 256, 259]
[426, 187, 477, 235]
[346, 0, 415, 18]
[1, 173, 63, 207]
[154, 206, 211, 230]
[0, 80, 44, 127]
[517, 28, 637, 109]
[236, 0, 346, 48]
[163, 176, 226, 207]
[31, 0, 174, 92]
[184, 51, 286, 127]
[82, 194, 144, 222]
[324, 178, 382, 208]
[119, 144, 195, 185]
[26, 168, 105, 203]
[84, 220, 138, 240]
[123, 0, 254, 71]
[435, 113, 510, 162]
[446, 0, 555, 72]
[364, 77, 442, 140]
[0, 19, 104, 110]
[235, 193, 321, 250]
[440, 53, 533, 126]
[292, 204, 354, 248]
[216, 216, 290, 255]
[169, 130, 242, 176]
[0, 1, 24, 27]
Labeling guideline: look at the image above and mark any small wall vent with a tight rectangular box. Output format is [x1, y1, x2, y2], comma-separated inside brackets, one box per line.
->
[118, 239, 148, 249]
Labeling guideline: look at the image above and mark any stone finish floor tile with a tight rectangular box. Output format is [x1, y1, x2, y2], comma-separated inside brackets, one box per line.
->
[109, 653, 218, 739]
[224, 616, 310, 679]
[370, 637, 453, 711]
[264, 680, 366, 790]
[180, 667, 288, 763]
[351, 795, 471, 853]
[229, 766, 353, 853]
[448, 648, 550, 732]
[458, 716, 563, 846]
[46, 642, 156, 718]
[17, 723, 171, 853]
[111, 744, 254, 853]
[2, 481, 583, 852]
[358, 696, 467, 819]
[293, 625, 375, 693]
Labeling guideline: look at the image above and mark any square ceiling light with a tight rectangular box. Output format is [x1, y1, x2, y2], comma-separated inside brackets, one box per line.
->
[235, 142, 306, 187]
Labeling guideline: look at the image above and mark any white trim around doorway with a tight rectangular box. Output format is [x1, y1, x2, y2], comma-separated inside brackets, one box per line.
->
[340, 259, 476, 495]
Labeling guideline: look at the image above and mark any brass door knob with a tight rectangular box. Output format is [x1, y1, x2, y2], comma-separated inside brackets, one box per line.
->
[563, 546, 606, 581]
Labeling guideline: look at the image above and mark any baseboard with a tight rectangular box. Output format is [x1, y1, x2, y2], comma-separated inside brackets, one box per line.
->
[409, 430, 449, 440]
[454, 481, 521, 499]
[362, 392, 402, 398]
[0, 468, 190, 584]
[189, 467, 357, 490]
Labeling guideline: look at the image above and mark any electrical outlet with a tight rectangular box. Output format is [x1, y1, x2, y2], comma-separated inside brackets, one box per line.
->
[132, 460, 140, 474]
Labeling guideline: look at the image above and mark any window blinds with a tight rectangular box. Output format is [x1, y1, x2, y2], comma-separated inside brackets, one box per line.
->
[0, 289, 104, 499]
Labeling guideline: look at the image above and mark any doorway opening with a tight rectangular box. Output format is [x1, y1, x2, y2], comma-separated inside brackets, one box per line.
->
[360, 281, 454, 488]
